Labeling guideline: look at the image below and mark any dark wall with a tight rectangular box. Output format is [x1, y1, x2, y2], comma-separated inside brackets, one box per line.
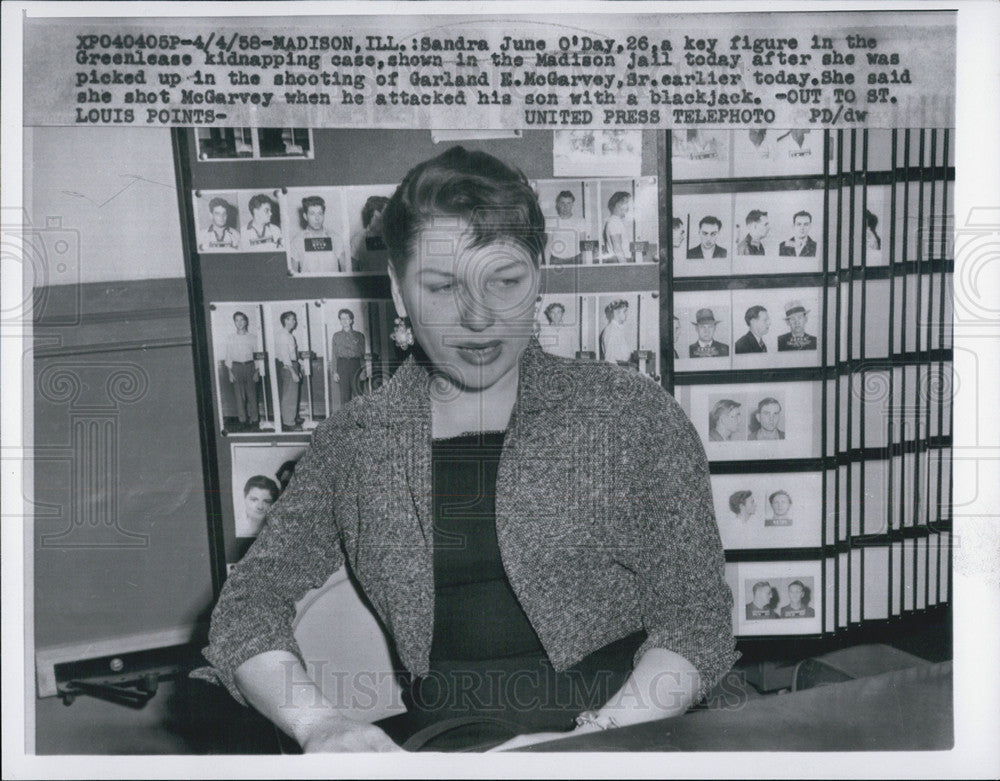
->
[33, 278, 213, 650]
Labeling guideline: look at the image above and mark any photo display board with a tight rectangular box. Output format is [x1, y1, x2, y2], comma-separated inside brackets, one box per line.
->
[177, 127, 953, 642]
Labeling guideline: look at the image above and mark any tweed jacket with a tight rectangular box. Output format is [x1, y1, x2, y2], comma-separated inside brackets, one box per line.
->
[195, 339, 738, 706]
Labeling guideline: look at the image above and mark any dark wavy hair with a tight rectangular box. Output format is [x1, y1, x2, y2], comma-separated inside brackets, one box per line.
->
[381, 146, 546, 273]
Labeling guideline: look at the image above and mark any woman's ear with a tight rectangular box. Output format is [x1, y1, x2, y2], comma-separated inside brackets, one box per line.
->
[387, 263, 408, 320]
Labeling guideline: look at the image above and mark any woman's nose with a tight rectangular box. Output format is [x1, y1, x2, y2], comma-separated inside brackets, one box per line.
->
[456, 288, 496, 331]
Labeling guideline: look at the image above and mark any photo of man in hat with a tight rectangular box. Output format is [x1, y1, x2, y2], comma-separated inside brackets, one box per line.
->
[686, 215, 727, 259]
[777, 299, 818, 351]
[734, 305, 771, 354]
[736, 209, 770, 256]
[779, 210, 818, 257]
[689, 308, 730, 357]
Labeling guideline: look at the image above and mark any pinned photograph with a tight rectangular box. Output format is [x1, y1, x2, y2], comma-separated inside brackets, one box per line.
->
[534, 295, 581, 359]
[672, 193, 734, 277]
[596, 178, 658, 264]
[732, 287, 823, 369]
[533, 180, 596, 265]
[256, 128, 314, 158]
[732, 190, 824, 273]
[286, 188, 349, 275]
[671, 129, 731, 180]
[239, 190, 283, 252]
[320, 299, 402, 412]
[343, 185, 396, 274]
[733, 128, 827, 178]
[264, 302, 327, 432]
[194, 190, 242, 253]
[195, 128, 255, 161]
[230, 442, 309, 538]
[678, 381, 820, 460]
[209, 303, 276, 435]
[552, 129, 642, 178]
[733, 560, 823, 636]
[711, 473, 823, 550]
[777, 299, 818, 352]
[673, 290, 733, 372]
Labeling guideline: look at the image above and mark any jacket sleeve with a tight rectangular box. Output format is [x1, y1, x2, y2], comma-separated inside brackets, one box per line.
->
[190, 422, 347, 706]
[617, 384, 739, 704]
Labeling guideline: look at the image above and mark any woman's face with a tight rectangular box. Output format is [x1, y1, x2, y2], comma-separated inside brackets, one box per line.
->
[339, 312, 354, 329]
[389, 222, 540, 391]
[615, 198, 632, 218]
[743, 496, 757, 516]
[244, 487, 275, 524]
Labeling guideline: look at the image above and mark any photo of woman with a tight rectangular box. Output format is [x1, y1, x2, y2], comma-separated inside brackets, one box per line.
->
[194, 145, 736, 753]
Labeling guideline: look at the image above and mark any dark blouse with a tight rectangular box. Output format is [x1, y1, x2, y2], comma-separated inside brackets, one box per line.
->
[377, 431, 645, 751]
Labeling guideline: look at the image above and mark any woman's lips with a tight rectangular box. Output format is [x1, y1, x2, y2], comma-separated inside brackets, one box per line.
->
[453, 340, 503, 365]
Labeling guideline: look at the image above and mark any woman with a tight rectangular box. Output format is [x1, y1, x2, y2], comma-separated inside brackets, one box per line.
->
[330, 308, 366, 406]
[194, 146, 736, 752]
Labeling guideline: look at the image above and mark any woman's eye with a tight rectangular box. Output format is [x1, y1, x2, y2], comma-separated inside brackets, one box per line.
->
[429, 283, 454, 293]
[490, 277, 523, 288]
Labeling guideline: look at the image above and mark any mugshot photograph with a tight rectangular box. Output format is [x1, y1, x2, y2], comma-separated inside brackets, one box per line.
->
[269, 307, 305, 432]
[745, 581, 779, 621]
[195, 127, 255, 161]
[195, 191, 241, 253]
[764, 489, 794, 527]
[778, 210, 818, 257]
[777, 300, 818, 351]
[344, 185, 396, 275]
[598, 298, 633, 364]
[733, 128, 826, 178]
[209, 303, 275, 435]
[329, 306, 367, 406]
[734, 305, 771, 354]
[735, 209, 770, 257]
[193, 145, 736, 754]
[748, 396, 786, 441]
[708, 397, 745, 442]
[688, 308, 730, 359]
[687, 215, 728, 259]
[240, 191, 283, 251]
[230, 442, 309, 539]
[779, 580, 815, 618]
[256, 127, 313, 158]
[597, 177, 658, 264]
[286, 188, 348, 275]
[672, 194, 734, 278]
[732, 190, 824, 273]
[671, 129, 730, 180]
[533, 179, 593, 265]
[600, 190, 633, 263]
[535, 296, 580, 360]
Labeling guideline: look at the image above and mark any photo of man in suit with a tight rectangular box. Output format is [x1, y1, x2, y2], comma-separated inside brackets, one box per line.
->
[734, 305, 770, 354]
[689, 308, 730, 358]
[746, 581, 779, 620]
[736, 209, 770, 256]
[779, 210, 818, 257]
[777, 300, 818, 351]
[687, 216, 727, 259]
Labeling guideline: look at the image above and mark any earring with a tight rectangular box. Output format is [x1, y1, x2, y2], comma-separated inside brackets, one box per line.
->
[390, 316, 414, 350]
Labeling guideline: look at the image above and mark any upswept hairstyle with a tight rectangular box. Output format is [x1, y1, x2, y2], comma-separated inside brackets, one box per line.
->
[381, 146, 546, 273]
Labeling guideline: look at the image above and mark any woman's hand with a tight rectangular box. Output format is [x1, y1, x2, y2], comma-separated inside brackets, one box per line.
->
[298, 718, 403, 753]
